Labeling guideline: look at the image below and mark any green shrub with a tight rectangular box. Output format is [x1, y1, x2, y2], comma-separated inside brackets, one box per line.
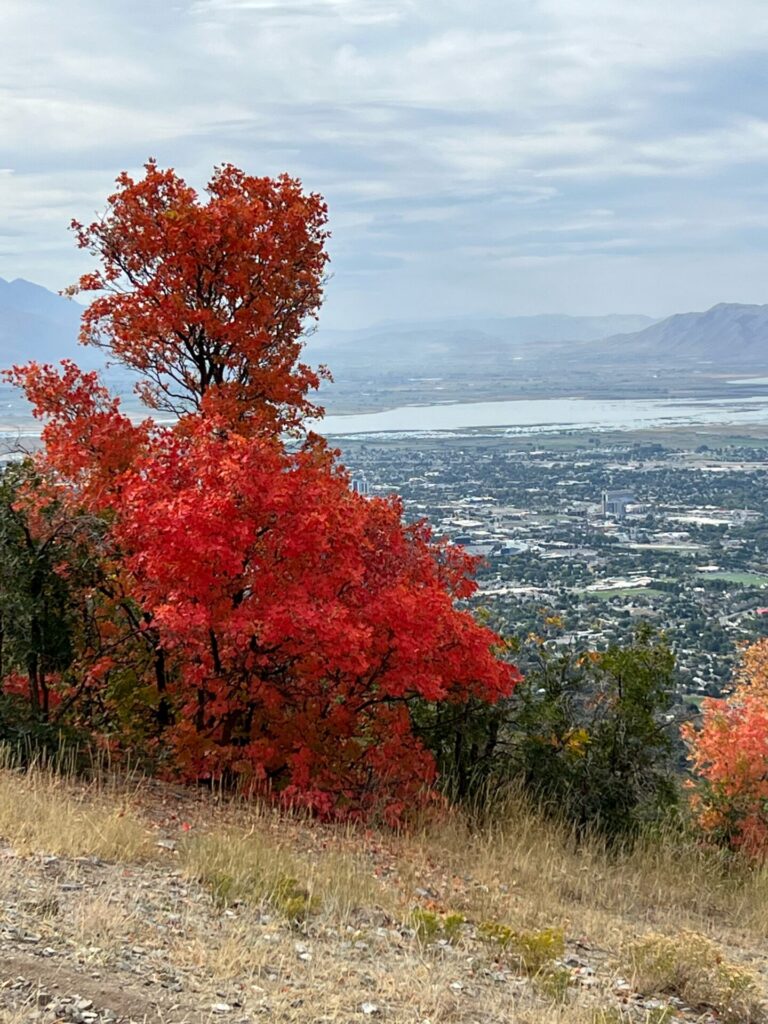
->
[411, 908, 465, 946]
[413, 622, 679, 840]
[478, 921, 565, 974]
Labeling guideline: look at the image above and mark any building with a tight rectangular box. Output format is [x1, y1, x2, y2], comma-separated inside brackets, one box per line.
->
[602, 488, 635, 518]
[350, 472, 370, 497]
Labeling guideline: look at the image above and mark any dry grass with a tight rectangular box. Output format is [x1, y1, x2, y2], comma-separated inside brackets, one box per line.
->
[0, 767, 767, 1022]
[627, 930, 766, 1023]
[0, 765, 150, 861]
[68, 891, 145, 952]
[179, 819, 399, 926]
[397, 794, 768, 949]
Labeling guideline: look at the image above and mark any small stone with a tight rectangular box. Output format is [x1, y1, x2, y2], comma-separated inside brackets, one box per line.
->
[211, 1003, 232, 1014]
[156, 838, 177, 851]
[565, 955, 587, 967]
[361, 1003, 381, 1016]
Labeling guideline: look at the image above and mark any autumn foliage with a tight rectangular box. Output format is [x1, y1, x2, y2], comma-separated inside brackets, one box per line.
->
[684, 639, 768, 858]
[3, 161, 519, 819]
[68, 161, 330, 433]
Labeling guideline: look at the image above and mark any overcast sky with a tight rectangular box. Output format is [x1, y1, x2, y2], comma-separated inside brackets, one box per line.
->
[2, 0, 768, 327]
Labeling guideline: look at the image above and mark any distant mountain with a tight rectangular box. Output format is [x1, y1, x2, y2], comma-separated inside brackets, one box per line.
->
[599, 303, 768, 367]
[308, 313, 656, 376]
[0, 277, 98, 368]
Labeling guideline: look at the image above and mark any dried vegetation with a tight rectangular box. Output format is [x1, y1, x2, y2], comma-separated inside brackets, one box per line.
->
[0, 766, 766, 1023]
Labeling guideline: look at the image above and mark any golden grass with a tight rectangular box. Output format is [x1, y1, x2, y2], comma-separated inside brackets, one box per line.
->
[179, 819, 399, 926]
[627, 930, 766, 1023]
[0, 766, 767, 1022]
[0, 764, 150, 861]
[397, 794, 768, 949]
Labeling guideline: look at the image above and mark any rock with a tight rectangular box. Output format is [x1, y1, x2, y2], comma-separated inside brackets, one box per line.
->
[361, 1002, 381, 1016]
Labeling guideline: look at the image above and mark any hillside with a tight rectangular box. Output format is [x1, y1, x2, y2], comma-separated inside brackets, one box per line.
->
[0, 767, 766, 1024]
[599, 302, 768, 368]
[0, 278, 92, 367]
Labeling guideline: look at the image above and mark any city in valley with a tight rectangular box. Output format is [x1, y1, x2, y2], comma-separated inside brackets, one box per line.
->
[342, 431, 768, 708]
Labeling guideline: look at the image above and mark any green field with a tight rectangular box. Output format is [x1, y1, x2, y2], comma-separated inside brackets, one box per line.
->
[699, 571, 768, 587]
[585, 587, 668, 600]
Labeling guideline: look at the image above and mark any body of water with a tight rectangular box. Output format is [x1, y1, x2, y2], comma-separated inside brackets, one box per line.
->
[320, 395, 768, 436]
[5, 391, 768, 441]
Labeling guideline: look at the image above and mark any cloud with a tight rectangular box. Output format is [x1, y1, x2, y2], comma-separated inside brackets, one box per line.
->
[191, 0, 406, 24]
[1, 0, 768, 322]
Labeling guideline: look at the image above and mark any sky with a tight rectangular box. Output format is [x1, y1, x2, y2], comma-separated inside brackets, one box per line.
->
[2, 0, 768, 327]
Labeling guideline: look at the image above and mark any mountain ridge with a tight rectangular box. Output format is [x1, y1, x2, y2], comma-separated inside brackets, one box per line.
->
[598, 301, 768, 367]
[0, 275, 100, 368]
[1, 277, 768, 377]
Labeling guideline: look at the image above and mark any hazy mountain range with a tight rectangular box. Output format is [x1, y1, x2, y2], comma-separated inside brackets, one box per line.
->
[306, 314, 657, 375]
[597, 303, 768, 366]
[310, 305, 768, 375]
[1, 276, 767, 381]
[0, 277, 103, 370]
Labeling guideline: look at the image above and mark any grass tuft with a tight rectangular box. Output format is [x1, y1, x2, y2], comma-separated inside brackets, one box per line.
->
[627, 930, 766, 1024]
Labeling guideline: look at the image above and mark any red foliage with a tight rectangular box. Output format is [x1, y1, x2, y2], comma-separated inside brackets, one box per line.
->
[2, 671, 62, 709]
[684, 639, 768, 858]
[111, 422, 517, 817]
[5, 360, 150, 506]
[68, 160, 330, 434]
[6, 161, 520, 820]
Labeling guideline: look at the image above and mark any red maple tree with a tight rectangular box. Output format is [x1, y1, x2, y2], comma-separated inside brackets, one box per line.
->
[7, 161, 520, 819]
[68, 160, 330, 434]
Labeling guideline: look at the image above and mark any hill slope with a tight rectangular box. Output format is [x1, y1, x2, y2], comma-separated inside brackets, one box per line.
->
[0, 277, 91, 366]
[0, 768, 765, 1024]
[599, 302, 768, 367]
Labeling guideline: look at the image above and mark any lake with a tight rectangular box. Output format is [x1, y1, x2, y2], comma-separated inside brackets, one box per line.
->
[4, 390, 768, 441]
[320, 395, 768, 436]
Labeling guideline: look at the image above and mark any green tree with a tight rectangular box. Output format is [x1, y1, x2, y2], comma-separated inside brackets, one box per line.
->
[0, 462, 77, 719]
[513, 625, 677, 838]
[415, 623, 679, 838]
